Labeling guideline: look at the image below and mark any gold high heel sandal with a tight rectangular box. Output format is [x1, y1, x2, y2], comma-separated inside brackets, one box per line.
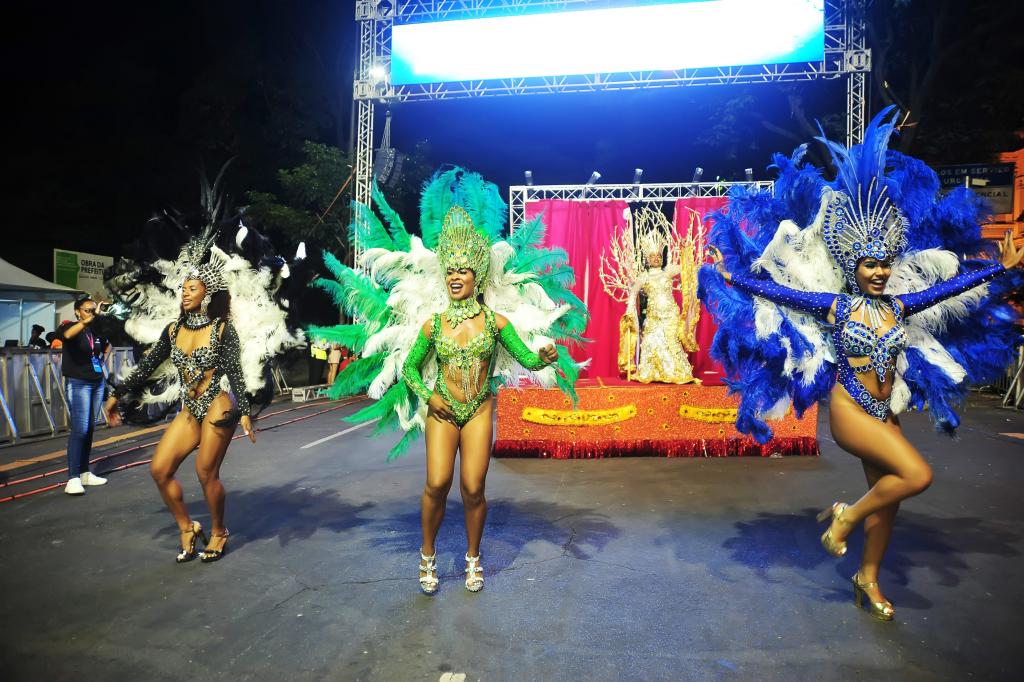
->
[176, 521, 207, 563]
[200, 530, 229, 563]
[852, 573, 895, 621]
[817, 502, 849, 557]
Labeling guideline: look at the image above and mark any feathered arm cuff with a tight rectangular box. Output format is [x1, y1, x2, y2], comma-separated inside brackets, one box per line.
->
[219, 321, 251, 417]
[898, 262, 1006, 317]
[730, 273, 836, 320]
[401, 331, 435, 404]
[112, 323, 173, 399]
[498, 322, 548, 371]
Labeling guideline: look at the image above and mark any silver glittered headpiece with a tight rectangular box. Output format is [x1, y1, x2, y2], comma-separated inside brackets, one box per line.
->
[822, 182, 908, 293]
[181, 229, 228, 293]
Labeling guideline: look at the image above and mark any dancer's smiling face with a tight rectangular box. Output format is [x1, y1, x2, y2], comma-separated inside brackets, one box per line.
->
[855, 258, 892, 297]
[646, 252, 664, 269]
[181, 279, 207, 312]
[446, 268, 476, 301]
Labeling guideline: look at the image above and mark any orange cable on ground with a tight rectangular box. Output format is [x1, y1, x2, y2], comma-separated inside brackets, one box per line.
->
[0, 397, 367, 503]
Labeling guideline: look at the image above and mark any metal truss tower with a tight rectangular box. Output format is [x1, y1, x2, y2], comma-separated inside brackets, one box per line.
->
[353, 0, 870, 253]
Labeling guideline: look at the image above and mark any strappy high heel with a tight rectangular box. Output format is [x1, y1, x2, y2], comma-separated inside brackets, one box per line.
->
[419, 551, 439, 595]
[852, 572, 895, 621]
[199, 530, 229, 563]
[176, 521, 207, 563]
[817, 502, 850, 557]
[464, 554, 483, 593]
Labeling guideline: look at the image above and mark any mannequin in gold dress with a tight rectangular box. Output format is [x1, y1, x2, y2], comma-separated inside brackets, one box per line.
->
[601, 207, 702, 384]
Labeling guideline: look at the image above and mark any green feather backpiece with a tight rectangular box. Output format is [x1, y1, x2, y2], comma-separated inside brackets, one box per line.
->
[371, 179, 411, 252]
[310, 165, 589, 461]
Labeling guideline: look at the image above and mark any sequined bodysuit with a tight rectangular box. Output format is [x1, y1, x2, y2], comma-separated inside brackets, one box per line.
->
[729, 262, 1007, 421]
[114, 318, 250, 422]
[629, 268, 696, 384]
[402, 307, 550, 427]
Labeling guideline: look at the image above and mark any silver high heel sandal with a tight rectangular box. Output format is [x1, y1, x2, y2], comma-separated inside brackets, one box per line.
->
[464, 554, 484, 593]
[419, 551, 439, 595]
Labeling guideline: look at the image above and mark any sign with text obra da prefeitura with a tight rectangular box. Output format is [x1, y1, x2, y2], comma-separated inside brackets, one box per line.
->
[53, 249, 114, 301]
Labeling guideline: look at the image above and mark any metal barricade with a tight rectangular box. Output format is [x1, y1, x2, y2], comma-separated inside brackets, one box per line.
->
[0, 347, 136, 445]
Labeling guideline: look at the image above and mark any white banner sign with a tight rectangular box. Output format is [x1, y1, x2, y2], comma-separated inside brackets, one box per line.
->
[53, 249, 114, 301]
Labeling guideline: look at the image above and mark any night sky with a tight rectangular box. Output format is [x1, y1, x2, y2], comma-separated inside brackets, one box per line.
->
[4, 1, 1021, 282]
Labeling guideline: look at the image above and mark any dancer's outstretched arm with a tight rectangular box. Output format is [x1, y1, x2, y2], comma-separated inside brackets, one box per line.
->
[898, 231, 1020, 316]
[111, 323, 174, 398]
[708, 246, 836, 321]
[897, 263, 1007, 316]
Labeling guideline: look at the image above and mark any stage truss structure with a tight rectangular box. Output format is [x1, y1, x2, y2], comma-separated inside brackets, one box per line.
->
[353, 0, 869, 256]
[507, 181, 773, 232]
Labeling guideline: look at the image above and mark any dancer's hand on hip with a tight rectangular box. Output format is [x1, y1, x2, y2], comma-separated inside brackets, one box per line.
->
[240, 415, 256, 443]
[428, 394, 457, 425]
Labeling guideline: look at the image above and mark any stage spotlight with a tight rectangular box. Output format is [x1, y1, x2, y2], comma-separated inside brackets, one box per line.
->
[524, 170, 533, 186]
[369, 64, 387, 81]
[633, 168, 644, 184]
[744, 168, 754, 182]
[692, 167, 703, 183]
[587, 171, 602, 186]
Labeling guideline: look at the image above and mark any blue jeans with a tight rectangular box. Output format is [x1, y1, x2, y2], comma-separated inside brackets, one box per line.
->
[65, 378, 104, 478]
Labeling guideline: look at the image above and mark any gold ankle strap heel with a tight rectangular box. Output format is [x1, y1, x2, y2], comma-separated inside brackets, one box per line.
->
[817, 502, 849, 557]
[852, 573, 894, 621]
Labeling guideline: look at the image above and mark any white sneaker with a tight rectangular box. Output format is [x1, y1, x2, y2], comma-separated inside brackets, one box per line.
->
[81, 472, 107, 486]
[65, 478, 85, 495]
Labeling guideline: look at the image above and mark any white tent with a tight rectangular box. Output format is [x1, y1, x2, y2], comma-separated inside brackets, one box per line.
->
[0, 257, 81, 346]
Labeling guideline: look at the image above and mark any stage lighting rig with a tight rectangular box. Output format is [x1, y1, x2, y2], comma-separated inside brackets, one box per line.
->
[745, 168, 754, 182]
[633, 168, 644, 185]
[587, 171, 602, 186]
[524, 170, 533, 186]
[692, 167, 703, 183]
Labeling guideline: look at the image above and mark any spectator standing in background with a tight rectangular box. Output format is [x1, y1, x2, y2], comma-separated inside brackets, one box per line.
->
[27, 324, 47, 349]
[309, 338, 328, 385]
[326, 343, 343, 386]
[57, 296, 110, 495]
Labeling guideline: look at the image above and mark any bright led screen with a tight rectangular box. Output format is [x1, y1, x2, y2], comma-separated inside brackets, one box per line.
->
[391, 0, 825, 85]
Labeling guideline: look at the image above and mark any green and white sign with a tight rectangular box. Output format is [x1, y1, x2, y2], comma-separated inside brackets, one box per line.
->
[53, 249, 113, 300]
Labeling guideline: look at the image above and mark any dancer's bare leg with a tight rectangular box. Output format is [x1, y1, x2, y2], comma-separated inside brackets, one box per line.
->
[421, 410, 459, 561]
[858, 460, 898, 606]
[149, 411, 201, 549]
[459, 401, 493, 560]
[827, 386, 932, 544]
[195, 393, 236, 553]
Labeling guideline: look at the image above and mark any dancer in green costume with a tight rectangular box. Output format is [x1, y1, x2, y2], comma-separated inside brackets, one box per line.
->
[311, 168, 587, 595]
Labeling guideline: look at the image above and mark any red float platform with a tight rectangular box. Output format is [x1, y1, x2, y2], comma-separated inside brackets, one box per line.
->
[494, 378, 818, 459]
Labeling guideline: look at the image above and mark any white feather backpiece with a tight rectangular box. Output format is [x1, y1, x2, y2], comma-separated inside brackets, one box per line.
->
[117, 246, 303, 404]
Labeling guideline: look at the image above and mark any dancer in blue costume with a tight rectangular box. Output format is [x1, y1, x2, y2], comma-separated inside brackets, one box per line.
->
[702, 108, 1023, 620]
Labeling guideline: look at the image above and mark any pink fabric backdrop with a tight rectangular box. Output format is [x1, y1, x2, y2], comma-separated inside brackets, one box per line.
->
[674, 197, 728, 385]
[526, 199, 629, 379]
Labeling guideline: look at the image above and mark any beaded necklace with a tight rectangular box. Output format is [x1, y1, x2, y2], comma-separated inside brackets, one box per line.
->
[443, 298, 481, 328]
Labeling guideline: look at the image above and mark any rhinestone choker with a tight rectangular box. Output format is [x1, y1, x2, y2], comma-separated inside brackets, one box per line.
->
[182, 311, 212, 330]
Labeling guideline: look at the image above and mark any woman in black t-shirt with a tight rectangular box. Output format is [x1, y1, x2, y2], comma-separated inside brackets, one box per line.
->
[57, 296, 110, 495]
